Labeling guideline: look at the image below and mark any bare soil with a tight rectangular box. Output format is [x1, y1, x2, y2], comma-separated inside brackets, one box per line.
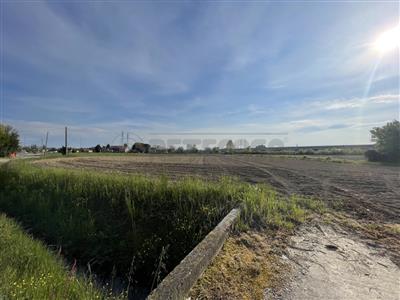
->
[38, 154, 400, 222]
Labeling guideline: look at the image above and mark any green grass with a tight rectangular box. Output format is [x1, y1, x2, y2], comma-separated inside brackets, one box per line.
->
[0, 213, 122, 299]
[0, 160, 323, 294]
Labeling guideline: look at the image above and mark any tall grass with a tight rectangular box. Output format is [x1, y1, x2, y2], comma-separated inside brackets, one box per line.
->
[0, 161, 322, 293]
[0, 213, 121, 299]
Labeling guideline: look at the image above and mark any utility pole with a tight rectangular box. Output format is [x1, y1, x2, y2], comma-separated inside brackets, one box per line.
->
[127, 133, 129, 145]
[44, 132, 49, 157]
[65, 127, 68, 156]
[121, 131, 124, 146]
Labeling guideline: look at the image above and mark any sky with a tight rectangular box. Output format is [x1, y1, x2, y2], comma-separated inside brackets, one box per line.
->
[1, 1, 399, 148]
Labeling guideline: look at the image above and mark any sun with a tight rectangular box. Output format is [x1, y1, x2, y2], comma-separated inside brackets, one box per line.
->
[374, 25, 400, 53]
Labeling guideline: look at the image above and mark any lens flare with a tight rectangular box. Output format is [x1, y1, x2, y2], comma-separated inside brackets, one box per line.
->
[374, 25, 400, 53]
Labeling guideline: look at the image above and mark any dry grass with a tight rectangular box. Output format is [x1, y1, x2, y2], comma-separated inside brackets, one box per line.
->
[189, 230, 290, 300]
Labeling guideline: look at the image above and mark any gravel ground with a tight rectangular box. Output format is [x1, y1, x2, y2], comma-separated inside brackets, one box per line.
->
[276, 222, 400, 300]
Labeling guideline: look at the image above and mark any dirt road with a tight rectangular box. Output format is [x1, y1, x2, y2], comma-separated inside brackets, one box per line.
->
[276, 222, 400, 300]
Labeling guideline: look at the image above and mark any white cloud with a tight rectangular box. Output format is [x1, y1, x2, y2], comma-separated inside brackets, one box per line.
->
[311, 94, 399, 111]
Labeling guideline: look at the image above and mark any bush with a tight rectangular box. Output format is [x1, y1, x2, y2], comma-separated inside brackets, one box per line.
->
[0, 124, 19, 157]
[370, 120, 400, 162]
[364, 149, 385, 162]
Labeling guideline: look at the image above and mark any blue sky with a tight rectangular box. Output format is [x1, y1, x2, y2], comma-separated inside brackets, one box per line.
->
[2, 1, 399, 147]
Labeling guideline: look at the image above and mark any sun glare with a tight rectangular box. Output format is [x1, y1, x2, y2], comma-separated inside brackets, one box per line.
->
[374, 25, 400, 53]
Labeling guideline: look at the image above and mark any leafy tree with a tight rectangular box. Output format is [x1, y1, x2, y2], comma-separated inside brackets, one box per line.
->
[0, 124, 19, 157]
[94, 144, 102, 153]
[370, 120, 400, 162]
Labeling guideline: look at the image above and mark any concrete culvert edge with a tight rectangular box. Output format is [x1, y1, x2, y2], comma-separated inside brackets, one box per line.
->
[147, 208, 240, 300]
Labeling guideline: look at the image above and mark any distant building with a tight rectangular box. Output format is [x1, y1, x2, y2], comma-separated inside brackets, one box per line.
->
[110, 145, 129, 153]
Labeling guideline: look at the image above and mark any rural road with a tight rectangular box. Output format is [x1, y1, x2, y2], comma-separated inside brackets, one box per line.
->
[278, 223, 400, 300]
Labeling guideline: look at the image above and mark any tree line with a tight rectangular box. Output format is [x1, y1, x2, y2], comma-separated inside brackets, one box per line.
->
[1, 121, 399, 162]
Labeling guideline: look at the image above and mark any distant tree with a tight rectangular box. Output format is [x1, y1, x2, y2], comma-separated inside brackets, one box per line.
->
[59, 146, 67, 155]
[132, 142, 150, 153]
[168, 146, 176, 153]
[370, 120, 400, 162]
[94, 144, 102, 153]
[106, 144, 111, 152]
[254, 144, 267, 152]
[226, 140, 234, 150]
[27, 144, 39, 153]
[204, 147, 212, 153]
[0, 124, 19, 157]
[212, 147, 219, 153]
[176, 146, 184, 153]
[22, 144, 39, 153]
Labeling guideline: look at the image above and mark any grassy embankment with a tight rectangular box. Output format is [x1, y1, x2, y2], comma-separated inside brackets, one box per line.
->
[0, 213, 122, 299]
[0, 160, 323, 297]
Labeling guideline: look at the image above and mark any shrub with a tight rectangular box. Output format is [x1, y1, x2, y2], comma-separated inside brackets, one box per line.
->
[0, 124, 19, 157]
[370, 120, 400, 162]
[364, 149, 384, 162]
